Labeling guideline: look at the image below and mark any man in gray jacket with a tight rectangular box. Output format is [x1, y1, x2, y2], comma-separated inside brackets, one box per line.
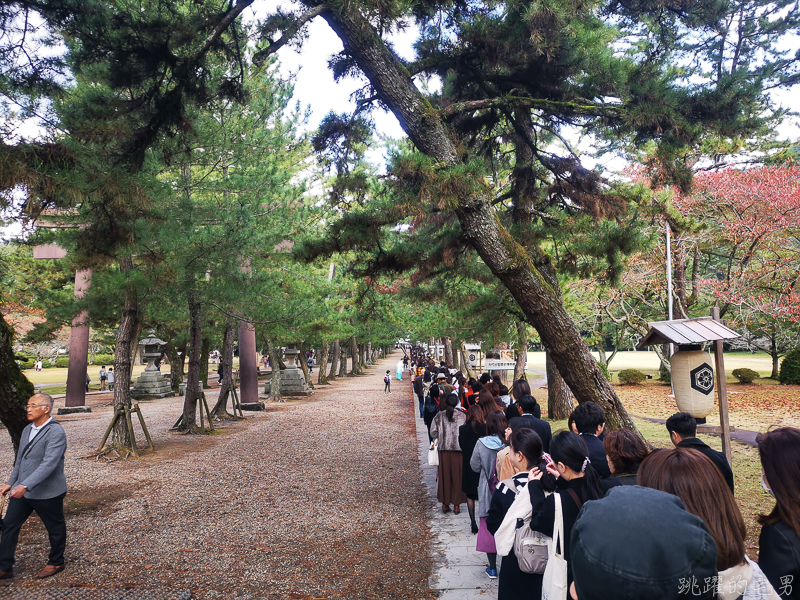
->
[0, 393, 67, 579]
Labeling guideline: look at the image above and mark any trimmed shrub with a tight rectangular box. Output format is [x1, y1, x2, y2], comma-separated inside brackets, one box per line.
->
[55, 357, 70, 368]
[732, 368, 759, 384]
[17, 358, 35, 370]
[659, 363, 671, 385]
[617, 369, 647, 385]
[779, 348, 800, 385]
[91, 353, 114, 366]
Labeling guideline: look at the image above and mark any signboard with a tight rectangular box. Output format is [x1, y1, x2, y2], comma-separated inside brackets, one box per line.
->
[484, 349, 518, 371]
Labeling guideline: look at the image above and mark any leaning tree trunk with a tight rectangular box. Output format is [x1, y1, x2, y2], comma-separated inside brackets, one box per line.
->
[329, 339, 340, 380]
[514, 322, 528, 382]
[0, 312, 33, 453]
[546, 347, 574, 420]
[317, 343, 330, 385]
[265, 335, 282, 401]
[111, 256, 139, 449]
[460, 344, 475, 379]
[309, 3, 635, 431]
[180, 287, 203, 432]
[444, 337, 454, 367]
[366, 342, 372, 365]
[359, 342, 366, 370]
[211, 318, 238, 418]
[299, 341, 314, 389]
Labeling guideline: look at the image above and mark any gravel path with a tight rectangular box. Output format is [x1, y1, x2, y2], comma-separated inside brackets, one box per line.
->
[0, 355, 433, 600]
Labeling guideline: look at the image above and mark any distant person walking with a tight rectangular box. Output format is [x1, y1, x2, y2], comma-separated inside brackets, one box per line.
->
[107, 368, 115, 391]
[384, 370, 392, 395]
[396, 360, 404, 381]
[0, 393, 68, 580]
[98, 366, 107, 391]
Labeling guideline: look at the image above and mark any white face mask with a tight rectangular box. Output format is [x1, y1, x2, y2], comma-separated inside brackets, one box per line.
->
[761, 472, 775, 498]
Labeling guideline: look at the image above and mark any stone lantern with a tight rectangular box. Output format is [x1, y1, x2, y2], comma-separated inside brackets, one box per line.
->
[131, 330, 173, 399]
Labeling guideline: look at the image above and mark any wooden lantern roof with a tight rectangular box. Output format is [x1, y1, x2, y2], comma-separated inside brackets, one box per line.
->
[637, 317, 740, 349]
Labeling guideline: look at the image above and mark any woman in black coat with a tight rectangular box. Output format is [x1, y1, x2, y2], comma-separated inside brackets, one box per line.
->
[526, 432, 619, 587]
[458, 405, 486, 534]
[487, 429, 557, 600]
[757, 427, 800, 599]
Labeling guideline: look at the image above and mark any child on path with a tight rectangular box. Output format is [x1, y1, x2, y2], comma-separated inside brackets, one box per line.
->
[384, 370, 392, 394]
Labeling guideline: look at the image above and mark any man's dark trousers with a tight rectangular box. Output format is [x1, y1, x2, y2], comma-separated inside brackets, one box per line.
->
[0, 493, 66, 571]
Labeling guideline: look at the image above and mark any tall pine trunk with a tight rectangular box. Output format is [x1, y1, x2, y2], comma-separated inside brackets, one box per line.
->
[299, 341, 314, 389]
[112, 256, 139, 448]
[317, 343, 330, 385]
[265, 335, 282, 401]
[162, 333, 184, 395]
[338, 346, 348, 377]
[546, 348, 573, 420]
[514, 322, 527, 382]
[349, 337, 360, 375]
[329, 339, 340, 379]
[181, 286, 203, 431]
[199, 336, 210, 388]
[444, 337, 454, 367]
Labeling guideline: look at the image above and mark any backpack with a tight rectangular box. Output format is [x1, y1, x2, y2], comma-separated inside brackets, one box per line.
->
[499, 476, 552, 575]
[423, 395, 438, 413]
[384, 375, 390, 383]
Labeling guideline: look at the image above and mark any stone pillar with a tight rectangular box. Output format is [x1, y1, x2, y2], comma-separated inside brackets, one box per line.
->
[65, 268, 92, 407]
[238, 321, 258, 404]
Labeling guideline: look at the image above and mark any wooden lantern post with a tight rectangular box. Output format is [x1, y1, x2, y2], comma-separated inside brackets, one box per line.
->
[711, 306, 733, 465]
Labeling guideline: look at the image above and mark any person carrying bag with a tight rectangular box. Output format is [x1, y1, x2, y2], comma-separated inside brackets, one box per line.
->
[542, 492, 569, 600]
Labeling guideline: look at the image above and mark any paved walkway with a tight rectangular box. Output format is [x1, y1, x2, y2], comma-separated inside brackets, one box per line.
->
[410, 385, 499, 599]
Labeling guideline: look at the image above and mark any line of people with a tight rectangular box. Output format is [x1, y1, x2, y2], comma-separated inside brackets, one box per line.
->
[402, 353, 799, 600]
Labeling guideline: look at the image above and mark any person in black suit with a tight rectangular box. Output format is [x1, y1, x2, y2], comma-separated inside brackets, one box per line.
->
[666, 412, 734, 493]
[573, 401, 611, 478]
[508, 395, 551, 453]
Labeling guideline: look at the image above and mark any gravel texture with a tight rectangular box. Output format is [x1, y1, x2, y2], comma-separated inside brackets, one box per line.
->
[0, 355, 433, 600]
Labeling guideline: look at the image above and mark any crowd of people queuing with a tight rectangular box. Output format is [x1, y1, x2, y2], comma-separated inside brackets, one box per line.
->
[397, 348, 799, 600]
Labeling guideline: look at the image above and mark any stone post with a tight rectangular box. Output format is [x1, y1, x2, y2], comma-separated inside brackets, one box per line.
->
[65, 268, 92, 407]
[238, 321, 258, 404]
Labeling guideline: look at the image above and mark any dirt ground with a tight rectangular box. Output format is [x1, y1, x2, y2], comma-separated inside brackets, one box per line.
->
[0, 355, 433, 600]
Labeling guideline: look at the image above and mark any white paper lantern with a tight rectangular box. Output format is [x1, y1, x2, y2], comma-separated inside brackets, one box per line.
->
[670, 349, 715, 419]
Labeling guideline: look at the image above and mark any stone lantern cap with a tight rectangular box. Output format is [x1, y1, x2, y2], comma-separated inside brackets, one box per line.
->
[139, 330, 166, 370]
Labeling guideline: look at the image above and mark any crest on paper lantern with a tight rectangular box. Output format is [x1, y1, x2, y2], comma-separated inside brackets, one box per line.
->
[690, 364, 715, 395]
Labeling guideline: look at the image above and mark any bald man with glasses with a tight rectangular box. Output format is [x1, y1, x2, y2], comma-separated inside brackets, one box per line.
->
[0, 393, 67, 580]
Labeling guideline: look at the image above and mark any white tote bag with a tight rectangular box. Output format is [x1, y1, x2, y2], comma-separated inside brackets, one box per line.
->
[541, 492, 569, 600]
[428, 441, 439, 466]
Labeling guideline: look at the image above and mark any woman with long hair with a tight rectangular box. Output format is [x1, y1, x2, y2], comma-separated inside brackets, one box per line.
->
[458, 404, 487, 534]
[603, 429, 649, 485]
[507, 379, 535, 421]
[639, 448, 779, 599]
[470, 410, 508, 579]
[430, 393, 467, 514]
[487, 429, 557, 600]
[527, 431, 618, 586]
[423, 382, 440, 447]
[757, 427, 800, 598]
[478, 389, 504, 421]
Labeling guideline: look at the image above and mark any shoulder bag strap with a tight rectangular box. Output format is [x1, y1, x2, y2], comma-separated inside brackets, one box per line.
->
[553, 492, 565, 558]
[566, 488, 583, 511]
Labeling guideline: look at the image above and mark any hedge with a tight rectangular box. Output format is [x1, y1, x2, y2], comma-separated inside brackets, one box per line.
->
[617, 369, 647, 385]
[779, 348, 800, 385]
[732, 368, 759, 384]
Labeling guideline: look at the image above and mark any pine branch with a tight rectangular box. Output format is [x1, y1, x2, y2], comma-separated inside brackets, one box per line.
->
[253, 5, 327, 66]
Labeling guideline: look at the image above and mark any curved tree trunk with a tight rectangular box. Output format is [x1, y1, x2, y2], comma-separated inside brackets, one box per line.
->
[459, 344, 474, 379]
[329, 339, 340, 380]
[0, 312, 33, 454]
[546, 347, 574, 420]
[514, 322, 528, 382]
[161, 334, 184, 395]
[211, 318, 238, 418]
[338, 345, 348, 377]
